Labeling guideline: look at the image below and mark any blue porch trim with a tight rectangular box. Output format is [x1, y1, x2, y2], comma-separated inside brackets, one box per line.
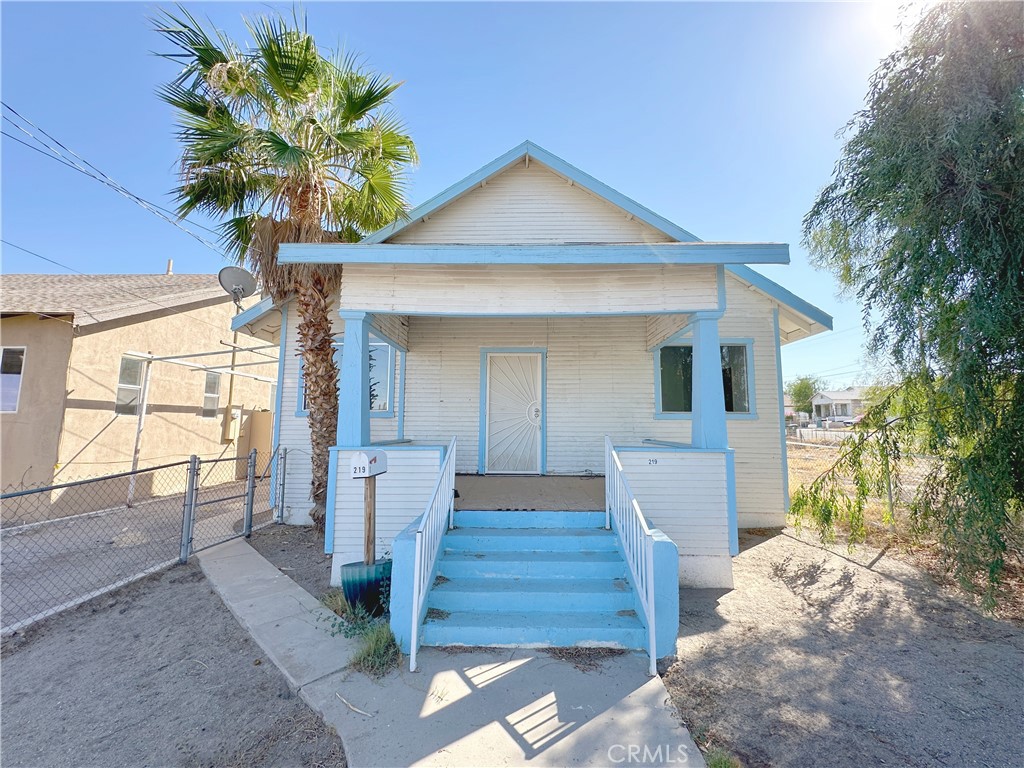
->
[360, 140, 701, 245]
[396, 349, 407, 440]
[231, 295, 276, 334]
[324, 447, 339, 554]
[774, 308, 791, 513]
[268, 301, 288, 509]
[726, 265, 833, 330]
[477, 347, 547, 475]
[279, 242, 789, 266]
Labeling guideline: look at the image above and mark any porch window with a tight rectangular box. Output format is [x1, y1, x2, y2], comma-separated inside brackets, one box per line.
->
[299, 341, 394, 416]
[115, 356, 145, 415]
[658, 343, 752, 415]
[1, 347, 25, 413]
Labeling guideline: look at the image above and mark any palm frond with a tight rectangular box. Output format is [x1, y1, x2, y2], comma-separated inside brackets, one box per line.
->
[245, 13, 320, 105]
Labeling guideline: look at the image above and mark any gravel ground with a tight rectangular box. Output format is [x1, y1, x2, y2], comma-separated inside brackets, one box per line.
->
[1, 562, 345, 768]
[664, 529, 1024, 768]
[249, 525, 333, 599]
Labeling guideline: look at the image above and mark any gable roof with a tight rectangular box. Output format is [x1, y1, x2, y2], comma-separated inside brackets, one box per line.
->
[362, 140, 700, 244]
[814, 387, 868, 401]
[0, 273, 228, 327]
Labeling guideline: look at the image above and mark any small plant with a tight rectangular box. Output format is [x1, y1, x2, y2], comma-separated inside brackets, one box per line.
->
[318, 590, 377, 638]
[350, 623, 402, 679]
[321, 589, 350, 618]
[704, 748, 742, 768]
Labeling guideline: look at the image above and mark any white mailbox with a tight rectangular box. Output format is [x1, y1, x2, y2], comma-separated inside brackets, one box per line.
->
[350, 450, 388, 479]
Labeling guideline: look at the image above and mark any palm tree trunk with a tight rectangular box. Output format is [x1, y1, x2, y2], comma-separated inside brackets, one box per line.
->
[295, 272, 339, 533]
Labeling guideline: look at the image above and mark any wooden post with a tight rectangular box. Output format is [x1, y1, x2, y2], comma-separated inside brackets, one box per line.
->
[364, 474, 376, 565]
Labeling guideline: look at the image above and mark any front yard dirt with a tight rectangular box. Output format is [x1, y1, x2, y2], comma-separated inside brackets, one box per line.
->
[664, 529, 1024, 767]
[1, 562, 345, 768]
[249, 524, 332, 598]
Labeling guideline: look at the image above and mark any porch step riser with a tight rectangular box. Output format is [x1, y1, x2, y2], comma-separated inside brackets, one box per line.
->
[429, 585, 635, 613]
[438, 559, 627, 580]
[421, 611, 645, 649]
[453, 511, 606, 529]
[444, 531, 618, 553]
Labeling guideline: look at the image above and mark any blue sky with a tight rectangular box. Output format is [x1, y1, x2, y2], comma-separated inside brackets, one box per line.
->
[1, 1, 908, 385]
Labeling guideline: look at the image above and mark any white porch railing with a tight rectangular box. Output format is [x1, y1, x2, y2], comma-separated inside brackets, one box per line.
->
[410, 436, 457, 672]
[604, 436, 657, 676]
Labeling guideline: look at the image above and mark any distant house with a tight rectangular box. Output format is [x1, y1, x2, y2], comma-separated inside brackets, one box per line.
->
[233, 142, 832, 663]
[0, 273, 277, 495]
[811, 386, 868, 421]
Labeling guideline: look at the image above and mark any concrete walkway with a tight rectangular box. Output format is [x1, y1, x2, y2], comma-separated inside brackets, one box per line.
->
[198, 539, 705, 768]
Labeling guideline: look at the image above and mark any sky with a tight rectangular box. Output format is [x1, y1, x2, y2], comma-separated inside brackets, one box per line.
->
[0, 1, 911, 386]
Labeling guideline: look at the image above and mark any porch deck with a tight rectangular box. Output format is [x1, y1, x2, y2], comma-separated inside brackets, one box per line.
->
[454, 475, 603, 512]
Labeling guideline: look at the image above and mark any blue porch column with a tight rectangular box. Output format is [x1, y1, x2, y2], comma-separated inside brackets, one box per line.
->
[337, 310, 371, 447]
[690, 313, 728, 449]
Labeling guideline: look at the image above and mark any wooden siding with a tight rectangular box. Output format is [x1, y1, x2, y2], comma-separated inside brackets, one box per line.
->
[646, 314, 691, 349]
[331, 447, 442, 556]
[370, 313, 409, 349]
[617, 450, 730, 557]
[340, 264, 719, 315]
[388, 160, 674, 245]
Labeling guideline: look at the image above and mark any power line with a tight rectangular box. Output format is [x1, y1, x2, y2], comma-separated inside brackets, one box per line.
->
[1, 129, 223, 239]
[1, 103, 227, 254]
[1, 239, 240, 336]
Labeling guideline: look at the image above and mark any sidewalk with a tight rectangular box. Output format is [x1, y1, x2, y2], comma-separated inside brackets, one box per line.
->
[198, 538, 705, 768]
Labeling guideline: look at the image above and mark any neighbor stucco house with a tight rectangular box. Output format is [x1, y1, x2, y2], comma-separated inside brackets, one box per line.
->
[0, 274, 277, 506]
[233, 142, 831, 664]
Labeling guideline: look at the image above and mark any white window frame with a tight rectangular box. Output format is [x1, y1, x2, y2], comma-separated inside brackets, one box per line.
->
[202, 371, 221, 418]
[298, 341, 395, 417]
[1, 346, 27, 413]
[115, 355, 145, 416]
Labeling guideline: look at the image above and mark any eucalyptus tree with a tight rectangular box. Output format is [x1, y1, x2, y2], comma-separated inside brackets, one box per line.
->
[798, 1, 1023, 604]
[155, 7, 417, 531]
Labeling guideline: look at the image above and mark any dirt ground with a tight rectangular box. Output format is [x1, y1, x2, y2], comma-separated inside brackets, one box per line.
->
[1, 562, 345, 768]
[664, 529, 1024, 768]
[249, 524, 333, 599]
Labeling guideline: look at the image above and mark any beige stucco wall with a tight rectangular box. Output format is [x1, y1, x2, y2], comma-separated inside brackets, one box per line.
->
[56, 297, 277, 488]
[0, 314, 74, 490]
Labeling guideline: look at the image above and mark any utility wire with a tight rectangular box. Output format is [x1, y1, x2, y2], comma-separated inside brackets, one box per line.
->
[1, 129, 222, 239]
[1, 103, 227, 254]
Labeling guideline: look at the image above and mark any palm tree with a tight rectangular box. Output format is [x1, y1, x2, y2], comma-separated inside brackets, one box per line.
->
[154, 7, 417, 531]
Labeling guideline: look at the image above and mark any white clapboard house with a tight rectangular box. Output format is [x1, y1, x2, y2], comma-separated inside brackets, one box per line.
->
[232, 142, 831, 669]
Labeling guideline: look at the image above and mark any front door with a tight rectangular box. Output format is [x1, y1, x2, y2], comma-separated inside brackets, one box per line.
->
[484, 352, 543, 474]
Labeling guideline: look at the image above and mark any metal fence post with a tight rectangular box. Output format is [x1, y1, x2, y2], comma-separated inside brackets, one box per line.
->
[276, 447, 287, 524]
[180, 455, 199, 563]
[243, 449, 257, 537]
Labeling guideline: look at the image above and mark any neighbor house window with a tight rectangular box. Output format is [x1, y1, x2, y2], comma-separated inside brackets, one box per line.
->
[203, 372, 221, 418]
[299, 342, 394, 415]
[1, 347, 26, 413]
[115, 356, 145, 415]
[658, 343, 751, 415]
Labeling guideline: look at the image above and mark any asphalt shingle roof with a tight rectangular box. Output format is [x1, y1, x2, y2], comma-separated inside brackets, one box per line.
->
[0, 274, 227, 326]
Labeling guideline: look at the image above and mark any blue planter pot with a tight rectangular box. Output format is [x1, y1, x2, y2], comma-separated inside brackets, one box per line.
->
[340, 558, 392, 617]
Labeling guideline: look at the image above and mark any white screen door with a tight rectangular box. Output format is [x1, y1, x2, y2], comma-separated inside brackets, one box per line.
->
[485, 352, 542, 474]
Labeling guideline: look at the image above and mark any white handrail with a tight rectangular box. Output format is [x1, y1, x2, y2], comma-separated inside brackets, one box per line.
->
[604, 436, 658, 676]
[410, 436, 457, 672]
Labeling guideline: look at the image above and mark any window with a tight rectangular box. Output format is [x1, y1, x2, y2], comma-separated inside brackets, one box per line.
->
[1, 347, 25, 413]
[658, 343, 752, 415]
[203, 372, 221, 418]
[299, 342, 395, 416]
[115, 356, 145, 415]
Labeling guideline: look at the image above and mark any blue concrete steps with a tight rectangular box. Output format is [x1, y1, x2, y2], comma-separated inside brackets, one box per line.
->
[421, 510, 645, 650]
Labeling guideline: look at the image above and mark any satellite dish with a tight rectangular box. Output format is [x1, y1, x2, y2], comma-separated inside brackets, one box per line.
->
[218, 266, 258, 307]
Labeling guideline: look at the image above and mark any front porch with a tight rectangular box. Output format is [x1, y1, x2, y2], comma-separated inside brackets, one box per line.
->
[454, 475, 604, 512]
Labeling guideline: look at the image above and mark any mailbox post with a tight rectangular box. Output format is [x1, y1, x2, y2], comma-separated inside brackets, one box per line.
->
[350, 450, 388, 565]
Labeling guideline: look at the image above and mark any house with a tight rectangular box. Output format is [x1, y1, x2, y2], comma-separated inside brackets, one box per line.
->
[233, 142, 831, 665]
[0, 273, 277, 508]
[811, 386, 868, 422]
[783, 395, 811, 427]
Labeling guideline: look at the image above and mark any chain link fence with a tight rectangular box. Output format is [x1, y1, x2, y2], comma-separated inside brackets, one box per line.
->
[1, 448, 283, 634]
[787, 439, 935, 524]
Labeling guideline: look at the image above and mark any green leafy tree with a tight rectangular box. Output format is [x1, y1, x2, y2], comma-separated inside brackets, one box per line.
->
[785, 375, 826, 417]
[154, 7, 417, 531]
[797, 1, 1023, 604]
